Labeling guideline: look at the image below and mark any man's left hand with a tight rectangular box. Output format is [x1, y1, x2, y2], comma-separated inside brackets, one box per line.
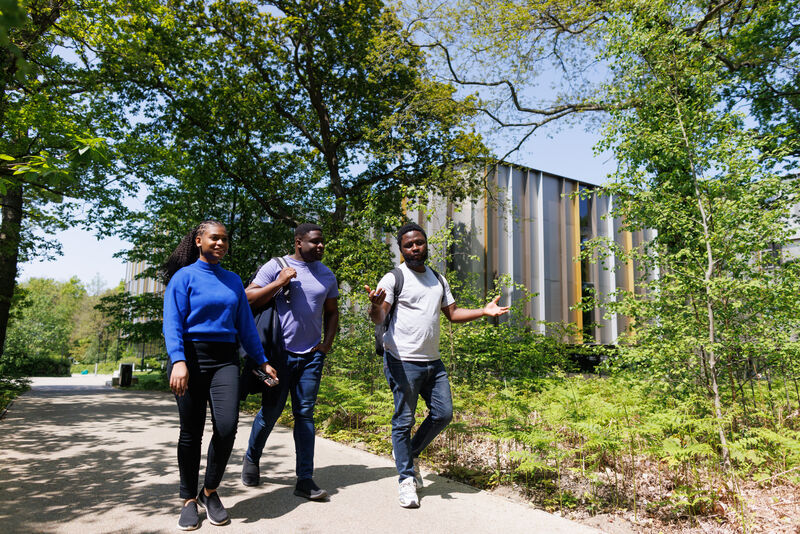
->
[313, 343, 331, 354]
[483, 295, 510, 317]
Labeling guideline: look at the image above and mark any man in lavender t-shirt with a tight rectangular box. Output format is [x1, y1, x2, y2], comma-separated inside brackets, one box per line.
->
[241, 223, 339, 501]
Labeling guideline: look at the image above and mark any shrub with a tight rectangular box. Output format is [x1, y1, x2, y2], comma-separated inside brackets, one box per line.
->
[0, 353, 71, 377]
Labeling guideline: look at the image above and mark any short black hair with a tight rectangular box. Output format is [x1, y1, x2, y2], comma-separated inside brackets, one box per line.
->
[396, 223, 426, 245]
[294, 222, 322, 239]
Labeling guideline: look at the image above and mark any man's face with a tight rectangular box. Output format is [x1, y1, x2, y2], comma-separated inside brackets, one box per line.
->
[400, 230, 428, 267]
[296, 230, 325, 262]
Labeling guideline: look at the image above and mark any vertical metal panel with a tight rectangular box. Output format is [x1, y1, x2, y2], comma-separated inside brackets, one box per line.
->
[563, 180, 583, 342]
[521, 170, 533, 318]
[589, 189, 600, 343]
[509, 167, 525, 310]
[559, 178, 570, 326]
[598, 194, 619, 344]
[485, 167, 497, 296]
[568, 181, 583, 339]
[542, 174, 563, 324]
[535, 172, 546, 332]
[450, 195, 483, 292]
[496, 165, 509, 292]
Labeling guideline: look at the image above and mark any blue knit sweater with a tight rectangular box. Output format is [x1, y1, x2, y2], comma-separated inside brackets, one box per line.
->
[163, 259, 267, 364]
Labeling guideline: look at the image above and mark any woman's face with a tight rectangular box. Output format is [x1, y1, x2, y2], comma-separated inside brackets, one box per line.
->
[195, 224, 229, 263]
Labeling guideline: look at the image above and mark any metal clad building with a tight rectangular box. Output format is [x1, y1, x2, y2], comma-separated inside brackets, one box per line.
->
[404, 163, 652, 344]
[124, 163, 651, 345]
[124, 261, 164, 298]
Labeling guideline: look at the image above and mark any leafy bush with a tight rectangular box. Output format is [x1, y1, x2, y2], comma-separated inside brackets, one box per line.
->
[0, 353, 71, 377]
[130, 372, 170, 392]
[304, 283, 800, 522]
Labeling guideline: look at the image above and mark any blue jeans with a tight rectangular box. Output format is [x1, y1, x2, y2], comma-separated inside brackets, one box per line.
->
[246, 349, 325, 480]
[383, 354, 453, 482]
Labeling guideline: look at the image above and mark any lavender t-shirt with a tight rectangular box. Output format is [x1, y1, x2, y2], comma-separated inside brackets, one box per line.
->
[252, 256, 339, 353]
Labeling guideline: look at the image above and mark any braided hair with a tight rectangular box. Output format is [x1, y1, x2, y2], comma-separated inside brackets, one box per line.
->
[161, 220, 225, 283]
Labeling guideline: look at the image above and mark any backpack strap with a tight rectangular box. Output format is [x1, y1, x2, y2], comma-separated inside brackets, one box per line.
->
[274, 256, 289, 269]
[427, 267, 448, 307]
[384, 267, 405, 327]
[375, 267, 404, 356]
[273, 256, 291, 303]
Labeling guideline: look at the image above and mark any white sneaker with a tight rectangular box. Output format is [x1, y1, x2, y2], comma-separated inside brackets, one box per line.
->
[413, 457, 424, 489]
[398, 477, 419, 508]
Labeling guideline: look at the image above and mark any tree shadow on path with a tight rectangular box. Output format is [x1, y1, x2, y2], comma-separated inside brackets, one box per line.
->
[0, 388, 178, 532]
[0, 385, 509, 534]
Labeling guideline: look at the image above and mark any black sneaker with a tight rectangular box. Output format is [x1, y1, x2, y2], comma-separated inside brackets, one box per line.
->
[177, 500, 200, 531]
[197, 488, 230, 526]
[294, 478, 328, 501]
[242, 455, 260, 486]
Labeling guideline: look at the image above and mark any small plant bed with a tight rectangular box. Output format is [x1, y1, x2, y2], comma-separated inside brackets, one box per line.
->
[0, 377, 29, 415]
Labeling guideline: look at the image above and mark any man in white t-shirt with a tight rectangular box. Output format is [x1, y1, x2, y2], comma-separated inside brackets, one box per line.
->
[365, 223, 509, 508]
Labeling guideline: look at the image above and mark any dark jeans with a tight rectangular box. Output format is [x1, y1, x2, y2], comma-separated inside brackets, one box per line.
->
[246, 349, 325, 480]
[168, 341, 239, 499]
[383, 353, 453, 482]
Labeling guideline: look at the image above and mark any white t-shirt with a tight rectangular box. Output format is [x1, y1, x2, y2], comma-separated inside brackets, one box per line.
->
[377, 263, 455, 362]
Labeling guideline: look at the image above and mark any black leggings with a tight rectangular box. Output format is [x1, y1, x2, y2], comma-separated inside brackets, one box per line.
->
[167, 341, 240, 499]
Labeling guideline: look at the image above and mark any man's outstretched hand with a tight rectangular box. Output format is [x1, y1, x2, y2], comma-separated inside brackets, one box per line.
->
[483, 295, 510, 317]
[364, 284, 386, 307]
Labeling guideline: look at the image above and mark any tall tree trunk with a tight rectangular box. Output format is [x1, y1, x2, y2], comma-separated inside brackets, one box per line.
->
[0, 182, 23, 356]
[673, 98, 731, 467]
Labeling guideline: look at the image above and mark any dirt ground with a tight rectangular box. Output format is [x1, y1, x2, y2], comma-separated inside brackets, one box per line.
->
[488, 480, 800, 534]
[426, 433, 800, 534]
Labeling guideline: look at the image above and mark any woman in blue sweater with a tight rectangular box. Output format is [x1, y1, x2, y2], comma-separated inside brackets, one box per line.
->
[162, 220, 274, 530]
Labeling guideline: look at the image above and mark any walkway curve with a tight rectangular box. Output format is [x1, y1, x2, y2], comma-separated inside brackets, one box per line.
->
[0, 375, 602, 533]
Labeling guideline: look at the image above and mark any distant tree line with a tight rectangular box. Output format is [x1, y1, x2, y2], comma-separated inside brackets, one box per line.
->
[0, 276, 124, 376]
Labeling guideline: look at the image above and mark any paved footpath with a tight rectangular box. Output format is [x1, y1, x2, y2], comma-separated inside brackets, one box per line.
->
[0, 375, 602, 533]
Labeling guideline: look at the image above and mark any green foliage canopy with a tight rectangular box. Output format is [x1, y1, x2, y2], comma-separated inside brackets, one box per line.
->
[0, 0, 137, 357]
[89, 0, 488, 285]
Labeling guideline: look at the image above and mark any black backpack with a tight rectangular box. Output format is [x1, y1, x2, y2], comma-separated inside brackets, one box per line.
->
[239, 257, 289, 401]
[374, 266, 446, 356]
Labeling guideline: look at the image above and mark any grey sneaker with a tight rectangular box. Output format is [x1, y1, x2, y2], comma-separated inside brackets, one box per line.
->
[413, 457, 424, 489]
[294, 478, 329, 501]
[242, 455, 260, 486]
[398, 477, 419, 508]
[177, 500, 199, 531]
[197, 488, 230, 526]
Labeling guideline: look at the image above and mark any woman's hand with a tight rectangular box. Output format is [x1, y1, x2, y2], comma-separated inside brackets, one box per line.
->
[261, 362, 278, 382]
[259, 362, 279, 387]
[170, 360, 189, 396]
